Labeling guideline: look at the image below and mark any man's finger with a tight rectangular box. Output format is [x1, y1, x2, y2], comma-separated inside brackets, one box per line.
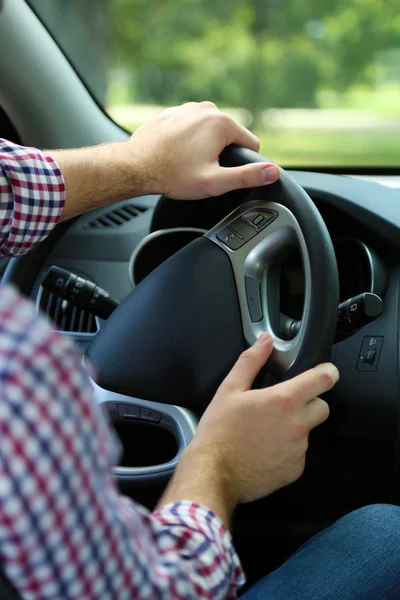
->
[306, 397, 330, 429]
[272, 363, 339, 406]
[206, 162, 280, 196]
[225, 118, 261, 152]
[221, 333, 273, 392]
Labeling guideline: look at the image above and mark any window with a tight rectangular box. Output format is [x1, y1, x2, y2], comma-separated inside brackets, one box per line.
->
[28, 0, 400, 167]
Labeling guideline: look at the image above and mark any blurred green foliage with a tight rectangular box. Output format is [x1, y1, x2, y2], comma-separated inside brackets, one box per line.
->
[29, 0, 400, 166]
[109, 0, 400, 119]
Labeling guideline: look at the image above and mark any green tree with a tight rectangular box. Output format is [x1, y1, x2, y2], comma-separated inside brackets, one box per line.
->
[109, 0, 400, 117]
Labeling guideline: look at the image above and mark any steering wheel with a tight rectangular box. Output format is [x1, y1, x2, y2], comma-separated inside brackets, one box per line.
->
[87, 145, 339, 411]
[4, 144, 339, 406]
[3, 145, 339, 486]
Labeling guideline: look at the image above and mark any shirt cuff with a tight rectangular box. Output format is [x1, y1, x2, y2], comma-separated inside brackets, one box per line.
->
[152, 501, 245, 594]
[0, 140, 66, 256]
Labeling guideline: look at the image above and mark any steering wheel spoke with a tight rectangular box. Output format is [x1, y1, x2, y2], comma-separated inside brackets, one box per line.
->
[206, 199, 312, 373]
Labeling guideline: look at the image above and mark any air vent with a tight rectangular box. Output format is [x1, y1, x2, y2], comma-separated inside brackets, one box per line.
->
[38, 287, 98, 334]
[83, 203, 148, 229]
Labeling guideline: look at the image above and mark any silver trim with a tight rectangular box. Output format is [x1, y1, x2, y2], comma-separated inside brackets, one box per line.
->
[129, 227, 207, 287]
[90, 378, 198, 478]
[207, 200, 311, 372]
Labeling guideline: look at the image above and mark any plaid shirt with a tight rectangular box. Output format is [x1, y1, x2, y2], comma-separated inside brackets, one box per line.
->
[0, 139, 244, 599]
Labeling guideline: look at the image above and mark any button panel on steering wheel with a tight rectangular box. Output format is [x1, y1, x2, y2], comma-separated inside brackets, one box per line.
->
[217, 209, 277, 250]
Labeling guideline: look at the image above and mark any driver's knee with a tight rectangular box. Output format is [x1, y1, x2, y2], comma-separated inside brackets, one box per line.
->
[335, 503, 400, 538]
[242, 505, 400, 600]
[302, 503, 400, 567]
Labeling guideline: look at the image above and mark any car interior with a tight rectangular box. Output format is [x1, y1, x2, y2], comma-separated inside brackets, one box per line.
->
[1, 0, 400, 597]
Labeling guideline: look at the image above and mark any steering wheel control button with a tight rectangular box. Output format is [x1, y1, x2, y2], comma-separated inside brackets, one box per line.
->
[140, 407, 162, 423]
[117, 404, 140, 419]
[242, 209, 278, 231]
[252, 214, 264, 226]
[357, 336, 384, 372]
[245, 276, 263, 323]
[217, 227, 245, 250]
[229, 218, 257, 242]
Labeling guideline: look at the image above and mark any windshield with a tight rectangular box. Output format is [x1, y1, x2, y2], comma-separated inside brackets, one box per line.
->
[28, 0, 400, 168]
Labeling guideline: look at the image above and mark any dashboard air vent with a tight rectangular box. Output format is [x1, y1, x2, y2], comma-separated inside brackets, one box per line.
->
[83, 203, 148, 229]
[38, 287, 98, 334]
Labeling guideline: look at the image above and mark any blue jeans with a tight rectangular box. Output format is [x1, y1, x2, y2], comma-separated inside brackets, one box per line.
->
[242, 504, 400, 599]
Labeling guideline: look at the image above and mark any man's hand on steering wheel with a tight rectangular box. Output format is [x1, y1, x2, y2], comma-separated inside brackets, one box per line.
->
[128, 101, 281, 199]
[159, 333, 339, 527]
[47, 102, 280, 221]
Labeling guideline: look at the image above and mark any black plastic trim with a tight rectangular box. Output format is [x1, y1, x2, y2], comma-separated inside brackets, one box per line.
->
[0, 105, 22, 144]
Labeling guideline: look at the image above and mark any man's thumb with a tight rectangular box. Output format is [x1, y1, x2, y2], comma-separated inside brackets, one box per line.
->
[210, 162, 280, 196]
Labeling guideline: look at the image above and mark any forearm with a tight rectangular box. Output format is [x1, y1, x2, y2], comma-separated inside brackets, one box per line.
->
[48, 101, 280, 222]
[47, 141, 155, 222]
[157, 445, 236, 529]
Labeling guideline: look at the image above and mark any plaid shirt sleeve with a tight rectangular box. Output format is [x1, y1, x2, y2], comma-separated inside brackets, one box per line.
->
[0, 286, 244, 599]
[0, 138, 245, 598]
[0, 138, 65, 257]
